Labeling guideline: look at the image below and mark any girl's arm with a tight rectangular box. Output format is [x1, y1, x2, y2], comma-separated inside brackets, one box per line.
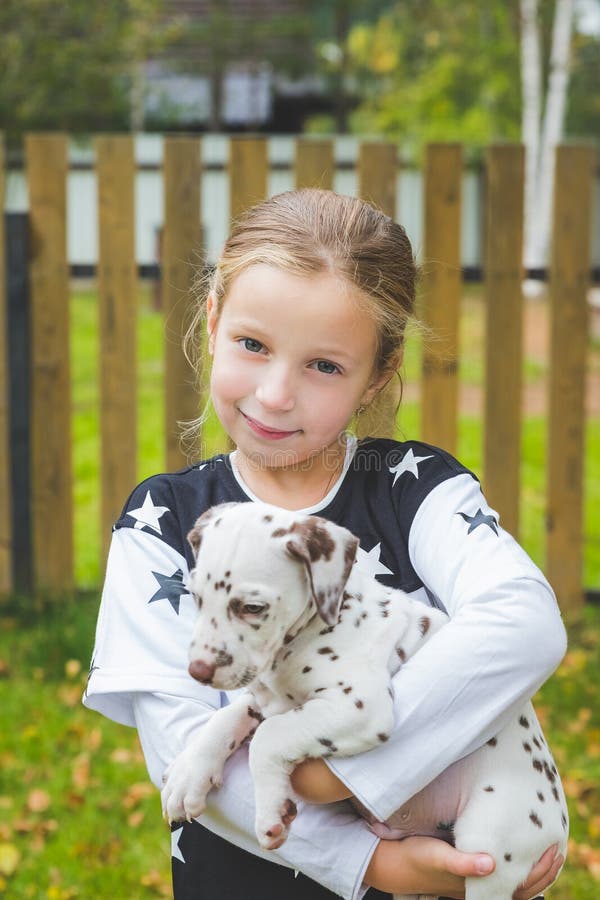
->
[325, 473, 567, 822]
[291, 758, 564, 897]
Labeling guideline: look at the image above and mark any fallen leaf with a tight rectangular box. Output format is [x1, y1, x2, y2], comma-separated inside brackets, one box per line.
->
[0, 843, 20, 876]
[65, 659, 82, 679]
[123, 782, 154, 809]
[127, 811, 145, 827]
[27, 788, 51, 813]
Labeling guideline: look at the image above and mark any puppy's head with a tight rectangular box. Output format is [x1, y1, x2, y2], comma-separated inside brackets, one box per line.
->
[185, 502, 359, 689]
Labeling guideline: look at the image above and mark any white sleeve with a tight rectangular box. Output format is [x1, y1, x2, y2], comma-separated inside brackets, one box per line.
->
[132, 692, 378, 900]
[84, 527, 378, 900]
[327, 473, 567, 822]
[83, 527, 218, 725]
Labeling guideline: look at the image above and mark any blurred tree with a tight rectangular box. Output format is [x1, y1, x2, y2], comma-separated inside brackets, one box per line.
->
[345, 1, 522, 155]
[0, 0, 166, 141]
[343, 0, 599, 158]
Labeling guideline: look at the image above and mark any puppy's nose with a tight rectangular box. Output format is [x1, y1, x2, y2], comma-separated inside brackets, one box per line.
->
[189, 660, 216, 683]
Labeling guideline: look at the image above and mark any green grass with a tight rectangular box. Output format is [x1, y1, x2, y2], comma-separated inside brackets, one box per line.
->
[1, 595, 599, 897]
[1, 283, 599, 896]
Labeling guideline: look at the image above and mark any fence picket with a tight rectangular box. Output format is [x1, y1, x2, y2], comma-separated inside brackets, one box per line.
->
[96, 136, 137, 561]
[421, 143, 463, 453]
[25, 133, 73, 591]
[163, 137, 203, 469]
[2, 136, 597, 606]
[358, 141, 397, 217]
[295, 138, 334, 190]
[0, 134, 10, 594]
[546, 144, 595, 619]
[357, 141, 401, 439]
[483, 145, 525, 538]
[229, 138, 268, 223]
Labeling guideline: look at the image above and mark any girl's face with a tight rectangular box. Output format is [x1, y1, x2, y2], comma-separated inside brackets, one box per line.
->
[207, 264, 384, 471]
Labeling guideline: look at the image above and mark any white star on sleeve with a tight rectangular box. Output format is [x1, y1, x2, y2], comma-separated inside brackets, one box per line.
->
[356, 544, 394, 579]
[171, 825, 186, 863]
[127, 490, 170, 534]
[388, 448, 434, 485]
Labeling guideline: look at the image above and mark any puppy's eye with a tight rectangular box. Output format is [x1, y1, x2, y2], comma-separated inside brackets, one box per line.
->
[242, 603, 265, 615]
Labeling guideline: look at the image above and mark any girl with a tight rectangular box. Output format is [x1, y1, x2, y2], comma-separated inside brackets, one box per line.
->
[84, 189, 566, 899]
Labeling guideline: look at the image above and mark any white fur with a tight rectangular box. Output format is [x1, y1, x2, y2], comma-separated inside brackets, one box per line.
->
[161, 501, 568, 899]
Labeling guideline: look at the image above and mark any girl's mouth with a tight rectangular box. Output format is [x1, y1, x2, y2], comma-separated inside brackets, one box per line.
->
[241, 412, 300, 440]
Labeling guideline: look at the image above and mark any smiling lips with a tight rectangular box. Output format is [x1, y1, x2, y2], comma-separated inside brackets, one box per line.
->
[241, 412, 300, 440]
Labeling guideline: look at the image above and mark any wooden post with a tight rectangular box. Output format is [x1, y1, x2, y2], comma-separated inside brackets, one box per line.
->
[421, 144, 463, 453]
[229, 138, 268, 223]
[295, 138, 334, 189]
[96, 135, 137, 561]
[5, 214, 32, 595]
[483, 145, 525, 537]
[0, 135, 11, 595]
[357, 141, 401, 439]
[546, 144, 594, 619]
[358, 141, 397, 217]
[25, 133, 73, 592]
[163, 137, 203, 470]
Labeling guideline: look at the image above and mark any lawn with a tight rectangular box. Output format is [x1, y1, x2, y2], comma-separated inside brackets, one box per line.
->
[0, 283, 599, 897]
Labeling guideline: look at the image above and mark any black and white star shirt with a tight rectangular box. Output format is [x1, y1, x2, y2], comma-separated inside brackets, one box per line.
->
[84, 437, 566, 900]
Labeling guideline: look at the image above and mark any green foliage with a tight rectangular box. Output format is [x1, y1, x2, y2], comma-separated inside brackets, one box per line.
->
[343, 0, 522, 153]
[321, 0, 600, 153]
[0, 0, 163, 140]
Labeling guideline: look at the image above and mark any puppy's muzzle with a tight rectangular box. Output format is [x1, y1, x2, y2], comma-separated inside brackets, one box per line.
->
[189, 660, 216, 683]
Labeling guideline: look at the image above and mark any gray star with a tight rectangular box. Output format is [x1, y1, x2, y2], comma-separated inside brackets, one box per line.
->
[148, 569, 191, 615]
[458, 508, 499, 535]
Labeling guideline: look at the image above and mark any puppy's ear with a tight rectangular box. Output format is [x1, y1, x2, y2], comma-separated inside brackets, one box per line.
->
[284, 518, 359, 626]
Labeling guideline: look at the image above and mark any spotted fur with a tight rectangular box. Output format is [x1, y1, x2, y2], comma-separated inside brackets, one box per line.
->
[161, 500, 568, 898]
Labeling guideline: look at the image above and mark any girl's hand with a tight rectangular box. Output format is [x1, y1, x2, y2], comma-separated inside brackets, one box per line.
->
[365, 836, 564, 898]
[364, 835, 494, 897]
[291, 761, 564, 897]
[513, 843, 564, 899]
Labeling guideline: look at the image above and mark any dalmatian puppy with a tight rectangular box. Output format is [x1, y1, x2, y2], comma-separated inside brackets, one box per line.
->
[161, 501, 568, 900]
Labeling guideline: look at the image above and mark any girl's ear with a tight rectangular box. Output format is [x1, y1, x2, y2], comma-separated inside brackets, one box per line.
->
[206, 294, 218, 355]
[362, 349, 404, 406]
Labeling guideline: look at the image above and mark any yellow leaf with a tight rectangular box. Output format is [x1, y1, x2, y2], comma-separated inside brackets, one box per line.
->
[0, 843, 20, 876]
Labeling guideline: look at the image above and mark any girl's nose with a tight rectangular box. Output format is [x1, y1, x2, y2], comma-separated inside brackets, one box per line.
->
[255, 366, 296, 411]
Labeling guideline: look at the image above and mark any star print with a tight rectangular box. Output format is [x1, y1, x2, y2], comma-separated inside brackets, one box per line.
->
[148, 569, 191, 615]
[127, 490, 170, 534]
[171, 825, 186, 863]
[389, 448, 434, 485]
[356, 544, 394, 579]
[458, 509, 499, 535]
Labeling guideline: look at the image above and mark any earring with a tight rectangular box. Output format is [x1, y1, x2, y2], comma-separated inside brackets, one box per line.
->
[355, 403, 366, 418]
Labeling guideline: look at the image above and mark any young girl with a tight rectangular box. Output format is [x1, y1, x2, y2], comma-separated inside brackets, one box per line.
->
[84, 189, 566, 900]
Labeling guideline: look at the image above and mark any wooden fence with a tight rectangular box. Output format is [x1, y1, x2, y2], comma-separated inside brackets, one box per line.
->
[0, 133, 597, 620]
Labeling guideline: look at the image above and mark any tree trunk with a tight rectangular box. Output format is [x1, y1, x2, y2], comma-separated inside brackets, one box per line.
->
[520, 0, 542, 271]
[528, 0, 575, 274]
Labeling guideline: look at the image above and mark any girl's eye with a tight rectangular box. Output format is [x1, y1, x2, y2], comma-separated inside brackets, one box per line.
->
[240, 338, 264, 353]
[313, 360, 340, 375]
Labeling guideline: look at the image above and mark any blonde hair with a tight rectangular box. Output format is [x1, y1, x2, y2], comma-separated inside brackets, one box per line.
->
[183, 188, 418, 451]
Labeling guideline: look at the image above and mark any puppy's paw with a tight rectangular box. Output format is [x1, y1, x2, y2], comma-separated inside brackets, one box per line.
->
[161, 750, 222, 824]
[255, 797, 298, 850]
